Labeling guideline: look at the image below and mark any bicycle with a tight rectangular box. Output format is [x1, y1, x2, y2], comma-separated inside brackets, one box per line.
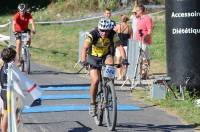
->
[19, 31, 31, 74]
[89, 62, 120, 131]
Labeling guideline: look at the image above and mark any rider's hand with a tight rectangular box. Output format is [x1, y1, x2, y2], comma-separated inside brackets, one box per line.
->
[32, 30, 36, 35]
[13, 31, 18, 35]
[122, 59, 129, 66]
[80, 61, 87, 66]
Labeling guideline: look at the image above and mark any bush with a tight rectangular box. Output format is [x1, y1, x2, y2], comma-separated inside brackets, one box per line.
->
[98, 0, 118, 10]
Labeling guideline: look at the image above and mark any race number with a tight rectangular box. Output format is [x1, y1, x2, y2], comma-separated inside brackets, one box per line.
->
[21, 33, 29, 42]
[103, 65, 116, 79]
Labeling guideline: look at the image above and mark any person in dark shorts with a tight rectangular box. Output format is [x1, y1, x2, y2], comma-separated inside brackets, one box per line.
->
[81, 18, 128, 117]
[0, 47, 16, 132]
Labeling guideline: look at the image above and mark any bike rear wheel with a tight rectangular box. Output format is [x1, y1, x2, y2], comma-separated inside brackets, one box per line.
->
[104, 80, 117, 131]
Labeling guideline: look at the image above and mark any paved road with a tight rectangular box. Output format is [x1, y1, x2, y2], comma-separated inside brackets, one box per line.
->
[21, 63, 195, 132]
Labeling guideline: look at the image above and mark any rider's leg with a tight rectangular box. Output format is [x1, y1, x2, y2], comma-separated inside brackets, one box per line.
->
[89, 68, 100, 116]
[89, 68, 100, 104]
[15, 39, 22, 66]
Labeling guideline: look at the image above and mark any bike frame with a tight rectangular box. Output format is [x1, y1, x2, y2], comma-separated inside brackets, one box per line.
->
[20, 32, 31, 74]
[95, 63, 117, 131]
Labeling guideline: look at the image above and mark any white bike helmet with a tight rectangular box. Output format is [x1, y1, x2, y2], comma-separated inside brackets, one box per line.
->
[18, 3, 26, 12]
[98, 18, 113, 30]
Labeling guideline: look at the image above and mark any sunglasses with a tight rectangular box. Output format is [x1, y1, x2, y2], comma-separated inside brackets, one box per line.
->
[99, 29, 110, 33]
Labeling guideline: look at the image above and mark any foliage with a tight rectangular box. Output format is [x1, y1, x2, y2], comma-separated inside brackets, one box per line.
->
[98, 0, 119, 10]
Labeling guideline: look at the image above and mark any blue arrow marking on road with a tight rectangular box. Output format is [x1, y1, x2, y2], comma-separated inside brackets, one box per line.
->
[40, 86, 90, 91]
[22, 105, 143, 113]
[40, 94, 90, 100]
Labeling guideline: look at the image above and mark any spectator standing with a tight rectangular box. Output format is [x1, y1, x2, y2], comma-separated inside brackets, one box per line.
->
[135, 4, 153, 79]
[114, 15, 132, 80]
[0, 47, 16, 132]
[103, 8, 116, 29]
[130, 1, 138, 39]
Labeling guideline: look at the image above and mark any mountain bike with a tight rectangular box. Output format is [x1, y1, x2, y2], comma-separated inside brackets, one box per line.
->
[19, 31, 31, 74]
[93, 63, 120, 131]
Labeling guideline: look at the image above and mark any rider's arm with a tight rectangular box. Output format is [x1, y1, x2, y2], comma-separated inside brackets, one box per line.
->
[29, 19, 36, 33]
[81, 33, 93, 63]
[81, 41, 90, 63]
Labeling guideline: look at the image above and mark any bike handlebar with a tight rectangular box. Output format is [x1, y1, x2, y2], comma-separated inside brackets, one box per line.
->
[80, 61, 125, 68]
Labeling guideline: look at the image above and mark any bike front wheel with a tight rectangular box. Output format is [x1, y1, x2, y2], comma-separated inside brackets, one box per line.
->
[104, 79, 117, 131]
[24, 48, 31, 74]
[95, 84, 104, 126]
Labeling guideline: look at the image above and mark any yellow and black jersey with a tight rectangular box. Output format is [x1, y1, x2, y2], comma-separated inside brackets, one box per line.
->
[85, 28, 116, 58]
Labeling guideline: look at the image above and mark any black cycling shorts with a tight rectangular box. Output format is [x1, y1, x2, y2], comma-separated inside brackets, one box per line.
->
[87, 55, 108, 69]
[1, 89, 7, 110]
[14, 29, 31, 40]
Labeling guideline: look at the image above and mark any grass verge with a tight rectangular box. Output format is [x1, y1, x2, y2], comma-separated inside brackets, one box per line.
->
[132, 87, 200, 131]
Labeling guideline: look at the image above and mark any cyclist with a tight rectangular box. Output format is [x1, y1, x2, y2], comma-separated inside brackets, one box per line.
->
[12, 3, 36, 66]
[81, 18, 128, 117]
[0, 47, 16, 132]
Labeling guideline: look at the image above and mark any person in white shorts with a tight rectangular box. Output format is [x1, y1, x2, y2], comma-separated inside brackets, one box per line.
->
[114, 14, 132, 80]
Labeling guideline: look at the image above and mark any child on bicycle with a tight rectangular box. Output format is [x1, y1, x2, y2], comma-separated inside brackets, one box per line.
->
[12, 3, 36, 66]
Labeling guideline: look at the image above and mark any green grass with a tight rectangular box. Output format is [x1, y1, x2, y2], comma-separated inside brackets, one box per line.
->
[0, 13, 166, 73]
[150, 17, 166, 74]
[132, 88, 200, 130]
[30, 22, 97, 72]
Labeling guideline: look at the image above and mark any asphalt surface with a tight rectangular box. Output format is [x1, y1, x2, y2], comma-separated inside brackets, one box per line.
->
[21, 63, 195, 132]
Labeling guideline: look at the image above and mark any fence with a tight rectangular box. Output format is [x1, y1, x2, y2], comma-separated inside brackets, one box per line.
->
[0, 21, 11, 45]
[7, 63, 42, 132]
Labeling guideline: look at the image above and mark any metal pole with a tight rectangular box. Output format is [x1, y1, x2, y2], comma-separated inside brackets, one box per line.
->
[8, 19, 12, 46]
[7, 63, 13, 132]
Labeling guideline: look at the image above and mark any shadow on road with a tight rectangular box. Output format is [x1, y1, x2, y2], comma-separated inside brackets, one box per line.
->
[30, 70, 86, 75]
[24, 120, 92, 132]
[68, 121, 92, 132]
[117, 123, 198, 132]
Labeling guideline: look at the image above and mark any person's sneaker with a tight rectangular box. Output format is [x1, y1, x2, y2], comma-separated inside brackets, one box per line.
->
[89, 103, 97, 117]
[30, 98, 42, 107]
